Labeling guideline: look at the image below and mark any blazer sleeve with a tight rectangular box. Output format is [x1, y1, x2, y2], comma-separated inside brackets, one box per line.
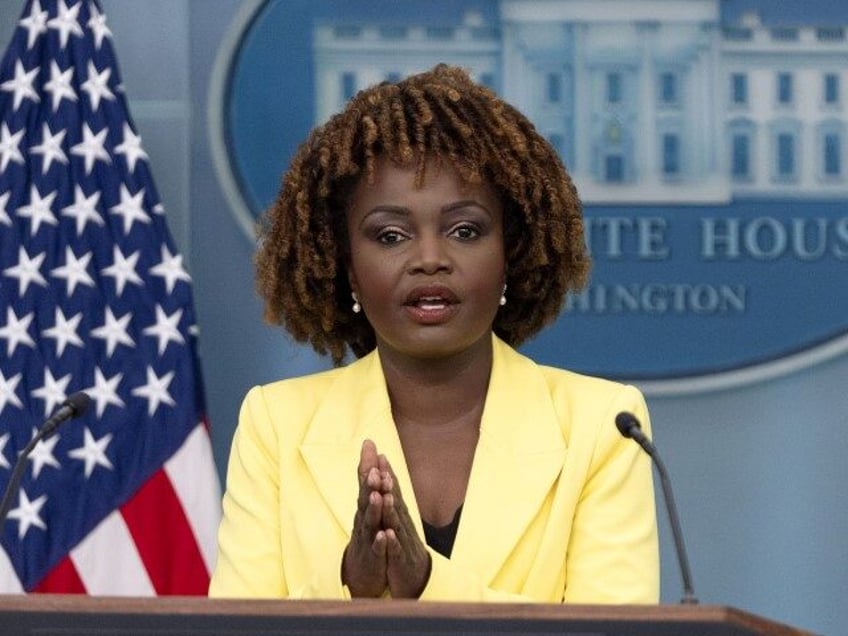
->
[208, 386, 289, 598]
[208, 386, 352, 599]
[562, 384, 660, 603]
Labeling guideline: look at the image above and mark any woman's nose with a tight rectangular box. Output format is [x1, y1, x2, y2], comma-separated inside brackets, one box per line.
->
[407, 233, 452, 274]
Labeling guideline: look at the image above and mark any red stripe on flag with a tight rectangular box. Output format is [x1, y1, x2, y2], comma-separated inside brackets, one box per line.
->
[120, 469, 210, 595]
[33, 556, 87, 594]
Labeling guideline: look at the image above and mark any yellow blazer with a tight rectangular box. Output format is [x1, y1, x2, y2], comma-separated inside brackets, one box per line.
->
[209, 336, 659, 602]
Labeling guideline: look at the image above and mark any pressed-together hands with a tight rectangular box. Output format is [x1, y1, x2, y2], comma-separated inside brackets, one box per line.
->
[342, 440, 431, 598]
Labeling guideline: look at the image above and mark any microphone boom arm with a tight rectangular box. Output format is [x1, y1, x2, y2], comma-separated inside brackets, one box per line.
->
[616, 411, 698, 605]
[0, 392, 91, 529]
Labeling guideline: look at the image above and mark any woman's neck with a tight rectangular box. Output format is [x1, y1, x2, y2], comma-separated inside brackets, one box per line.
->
[377, 335, 493, 429]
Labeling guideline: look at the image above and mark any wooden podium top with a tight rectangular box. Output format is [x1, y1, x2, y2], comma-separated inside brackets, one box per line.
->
[0, 595, 816, 636]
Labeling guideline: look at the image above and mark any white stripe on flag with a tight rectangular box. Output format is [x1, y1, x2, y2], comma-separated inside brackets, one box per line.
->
[70, 510, 155, 596]
[164, 423, 222, 574]
[0, 546, 24, 593]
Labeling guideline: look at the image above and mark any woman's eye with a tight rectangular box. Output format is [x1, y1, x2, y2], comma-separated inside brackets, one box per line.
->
[451, 225, 480, 241]
[377, 230, 406, 244]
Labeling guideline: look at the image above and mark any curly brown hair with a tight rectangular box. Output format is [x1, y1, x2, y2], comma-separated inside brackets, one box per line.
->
[255, 63, 590, 365]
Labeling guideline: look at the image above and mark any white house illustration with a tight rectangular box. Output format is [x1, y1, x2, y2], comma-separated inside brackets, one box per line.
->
[313, 0, 848, 203]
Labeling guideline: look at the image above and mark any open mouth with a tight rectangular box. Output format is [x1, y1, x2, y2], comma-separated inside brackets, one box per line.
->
[404, 285, 459, 307]
[413, 296, 451, 310]
[404, 286, 459, 323]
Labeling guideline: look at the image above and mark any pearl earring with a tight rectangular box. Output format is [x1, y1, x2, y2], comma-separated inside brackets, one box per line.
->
[499, 284, 507, 307]
[352, 292, 361, 314]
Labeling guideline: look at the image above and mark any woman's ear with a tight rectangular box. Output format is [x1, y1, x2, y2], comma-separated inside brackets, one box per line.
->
[347, 267, 359, 297]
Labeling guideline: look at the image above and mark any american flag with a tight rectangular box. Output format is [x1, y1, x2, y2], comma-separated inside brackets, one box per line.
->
[0, 0, 220, 594]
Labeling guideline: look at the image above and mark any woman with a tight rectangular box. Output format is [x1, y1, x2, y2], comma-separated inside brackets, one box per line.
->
[209, 64, 659, 602]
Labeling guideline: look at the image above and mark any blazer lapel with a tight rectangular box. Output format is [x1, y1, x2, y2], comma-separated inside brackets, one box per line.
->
[450, 337, 566, 584]
[298, 351, 423, 539]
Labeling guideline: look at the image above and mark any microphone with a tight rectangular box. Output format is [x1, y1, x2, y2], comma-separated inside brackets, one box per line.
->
[40, 391, 91, 438]
[615, 411, 698, 605]
[0, 392, 91, 529]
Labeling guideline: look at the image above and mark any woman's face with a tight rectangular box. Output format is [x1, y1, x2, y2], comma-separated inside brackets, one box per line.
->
[346, 157, 506, 361]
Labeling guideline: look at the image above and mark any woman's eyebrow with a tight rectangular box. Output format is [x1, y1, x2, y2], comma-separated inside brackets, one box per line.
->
[358, 205, 409, 228]
[442, 199, 494, 217]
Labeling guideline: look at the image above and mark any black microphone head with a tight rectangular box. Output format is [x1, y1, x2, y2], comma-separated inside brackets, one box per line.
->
[64, 391, 91, 418]
[615, 411, 640, 439]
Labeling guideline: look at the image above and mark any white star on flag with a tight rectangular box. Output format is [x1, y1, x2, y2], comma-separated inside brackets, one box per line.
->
[86, 4, 112, 50]
[30, 368, 71, 416]
[0, 371, 24, 415]
[90, 307, 135, 357]
[7, 490, 48, 539]
[85, 368, 125, 418]
[17, 184, 58, 235]
[0, 307, 36, 357]
[0, 122, 26, 171]
[3, 247, 48, 295]
[0, 191, 11, 226]
[132, 366, 175, 416]
[28, 428, 61, 479]
[46, 0, 83, 49]
[150, 244, 192, 293]
[109, 183, 149, 234]
[114, 123, 148, 173]
[80, 60, 114, 111]
[68, 428, 113, 478]
[42, 307, 84, 356]
[143, 305, 185, 355]
[101, 246, 143, 296]
[61, 184, 103, 235]
[70, 122, 110, 175]
[50, 247, 96, 296]
[43, 60, 77, 111]
[0, 433, 10, 469]
[29, 123, 68, 174]
[18, 0, 48, 50]
[0, 59, 39, 111]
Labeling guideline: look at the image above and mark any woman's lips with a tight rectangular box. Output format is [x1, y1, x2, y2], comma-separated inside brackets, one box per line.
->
[403, 285, 459, 324]
[404, 284, 459, 305]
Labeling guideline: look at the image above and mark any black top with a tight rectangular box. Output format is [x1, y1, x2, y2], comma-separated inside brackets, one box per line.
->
[422, 505, 463, 558]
